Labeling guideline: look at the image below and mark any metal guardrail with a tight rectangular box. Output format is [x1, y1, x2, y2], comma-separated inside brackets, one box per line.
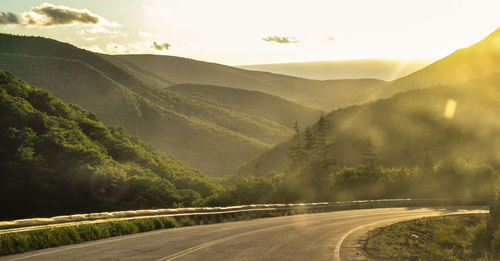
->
[0, 198, 491, 232]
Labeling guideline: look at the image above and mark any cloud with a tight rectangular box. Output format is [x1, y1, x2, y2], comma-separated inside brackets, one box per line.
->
[1, 3, 120, 27]
[138, 31, 153, 38]
[106, 42, 129, 54]
[0, 12, 20, 24]
[81, 44, 104, 53]
[262, 36, 299, 44]
[78, 26, 127, 41]
[22, 3, 100, 26]
[152, 41, 171, 51]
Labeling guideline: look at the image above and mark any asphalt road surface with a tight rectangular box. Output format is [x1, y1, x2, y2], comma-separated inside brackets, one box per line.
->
[1, 206, 486, 261]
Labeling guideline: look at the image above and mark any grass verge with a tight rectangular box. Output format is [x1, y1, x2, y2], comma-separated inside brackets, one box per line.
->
[0, 217, 181, 256]
[0, 208, 308, 256]
[365, 214, 491, 261]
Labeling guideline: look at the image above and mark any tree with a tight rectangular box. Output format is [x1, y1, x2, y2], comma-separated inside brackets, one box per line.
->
[303, 126, 315, 151]
[288, 120, 305, 172]
[314, 113, 330, 150]
[360, 137, 380, 172]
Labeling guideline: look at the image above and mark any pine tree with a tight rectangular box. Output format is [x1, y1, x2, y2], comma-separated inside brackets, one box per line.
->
[360, 137, 380, 171]
[314, 113, 330, 150]
[303, 126, 315, 151]
[288, 120, 305, 172]
[293, 120, 300, 136]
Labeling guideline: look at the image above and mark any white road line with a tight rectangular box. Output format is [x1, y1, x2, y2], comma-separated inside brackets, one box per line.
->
[333, 210, 484, 261]
[4, 211, 381, 261]
[4, 208, 484, 261]
[5, 228, 173, 261]
[155, 210, 425, 261]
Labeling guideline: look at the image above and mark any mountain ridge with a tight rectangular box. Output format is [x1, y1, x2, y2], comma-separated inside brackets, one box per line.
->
[0, 34, 315, 176]
[239, 26, 500, 176]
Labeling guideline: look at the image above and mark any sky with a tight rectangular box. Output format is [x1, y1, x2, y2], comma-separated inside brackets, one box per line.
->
[1, 0, 500, 65]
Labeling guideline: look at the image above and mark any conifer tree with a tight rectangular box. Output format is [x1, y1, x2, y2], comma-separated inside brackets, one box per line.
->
[360, 137, 380, 172]
[288, 120, 305, 172]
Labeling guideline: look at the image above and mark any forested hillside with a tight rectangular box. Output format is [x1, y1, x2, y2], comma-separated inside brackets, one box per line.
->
[240, 74, 500, 176]
[108, 54, 387, 110]
[0, 71, 221, 219]
[224, 73, 500, 204]
[0, 34, 314, 176]
[241, 28, 500, 177]
[381, 27, 500, 97]
[169, 84, 321, 128]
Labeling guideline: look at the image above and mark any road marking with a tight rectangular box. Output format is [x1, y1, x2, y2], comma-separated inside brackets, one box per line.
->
[5, 228, 173, 261]
[156, 223, 293, 261]
[155, 210, 412, 261]
[3, 208, 484, 261]
[333, 210, 484, 261]
[3, 211, 380, 261]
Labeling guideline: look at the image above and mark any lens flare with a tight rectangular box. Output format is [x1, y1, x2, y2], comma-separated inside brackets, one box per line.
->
[443, 99, 457, 119]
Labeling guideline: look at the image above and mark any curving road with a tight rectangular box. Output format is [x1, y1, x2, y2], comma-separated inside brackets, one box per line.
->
[1, 206, 487, 261]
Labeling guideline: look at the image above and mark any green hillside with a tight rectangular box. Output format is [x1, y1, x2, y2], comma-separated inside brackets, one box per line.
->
[102, 54, 174, 88]
[233, 74, 500, 203]
[0, 70, 221, 219]
[169, 84, 321, 128]
[240, 73, 500, 174]
[0, 34, 304, 176]
[239, 27, 500, 176]
[108, 54, 386, 111]
[381, 28, 500, 97]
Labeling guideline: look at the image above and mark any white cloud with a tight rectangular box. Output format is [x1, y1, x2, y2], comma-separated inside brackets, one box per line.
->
[262, 36, 300, 44]
[18, 3, 121, 27]
[105, 42, 129, 54]
[78, 25, 127, 41]
[138, 31, 153, 38]
[81, 45, 104, 53]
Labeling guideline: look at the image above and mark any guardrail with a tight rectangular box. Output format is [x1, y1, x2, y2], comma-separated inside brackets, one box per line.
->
[0, 198, 491, 232]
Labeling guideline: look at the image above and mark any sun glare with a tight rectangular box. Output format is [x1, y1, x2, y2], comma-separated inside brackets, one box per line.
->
[444, 99, 458, 119]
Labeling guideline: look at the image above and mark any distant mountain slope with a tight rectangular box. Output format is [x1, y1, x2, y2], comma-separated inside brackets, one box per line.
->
[169, 84, 321, 128]
[239, 59, 431, 81]
[108, 54, 387, 110]
[240, 74, 500, 175]
[0, 34, 299, 176]
[102, 54, 173, 88]
[303, 79, 386, 110]
[239, 27, 500, 175]
[383, 28, 500, 96]
[0, 70, 221, 219]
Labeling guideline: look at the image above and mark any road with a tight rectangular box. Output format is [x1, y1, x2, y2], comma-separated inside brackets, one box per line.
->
[1, 206, 486, 261]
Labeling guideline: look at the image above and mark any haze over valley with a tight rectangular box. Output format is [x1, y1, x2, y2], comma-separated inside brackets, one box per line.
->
[239, 58, 432, 81]
[2, 1, 500, 259]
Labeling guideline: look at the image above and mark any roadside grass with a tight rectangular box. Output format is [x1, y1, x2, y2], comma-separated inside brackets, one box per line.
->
[0, 208, 304, 256]
[365, 214, 491, 261]
[0, 217, 178, 256]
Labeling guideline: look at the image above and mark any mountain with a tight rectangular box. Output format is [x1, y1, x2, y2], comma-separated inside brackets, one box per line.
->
[106, 54, 387, 111]
[102, 54, 174, 88]
[0, 70, 221, 219]
[240, 74, 500, 175]
[0, 34, 307, 176]
[239, 59, 432, 81]
[240, 27, 500, 175]
[169, 84, 321, 128]
[382, 28, 500, 96]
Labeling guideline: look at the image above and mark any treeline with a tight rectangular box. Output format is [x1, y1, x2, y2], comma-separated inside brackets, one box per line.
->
[211, 115, 499, 205]
[0, 71, 223, 219]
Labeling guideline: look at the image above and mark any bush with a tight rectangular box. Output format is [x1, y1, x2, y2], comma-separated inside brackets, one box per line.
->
[0, 216, 180, 256]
